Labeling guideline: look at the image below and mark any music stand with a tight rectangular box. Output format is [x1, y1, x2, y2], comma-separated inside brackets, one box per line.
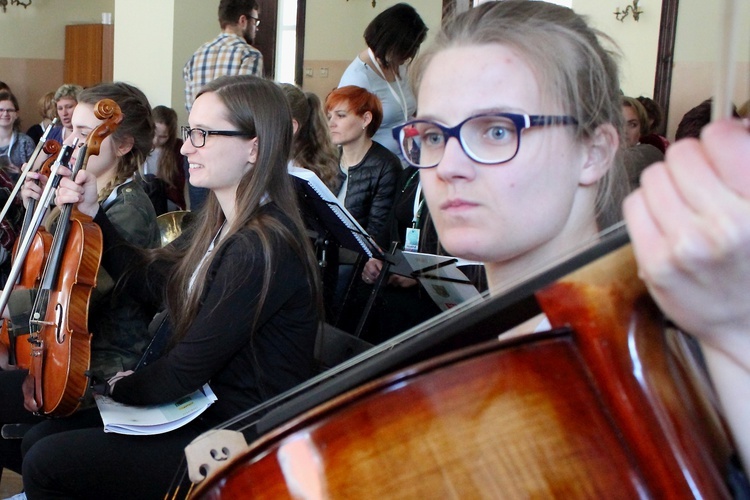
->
[289, 167, 394, 337]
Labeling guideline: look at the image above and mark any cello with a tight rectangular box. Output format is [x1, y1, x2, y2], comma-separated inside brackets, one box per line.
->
[187, 229, 737, 499]
[0, 139, 60, 369]
[180, 0, 746, 494]
[26, 98, 122, 417]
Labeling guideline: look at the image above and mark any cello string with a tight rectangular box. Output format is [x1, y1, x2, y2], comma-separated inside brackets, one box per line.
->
[711, 0, 740, 121]
[187, 222, 629, 438]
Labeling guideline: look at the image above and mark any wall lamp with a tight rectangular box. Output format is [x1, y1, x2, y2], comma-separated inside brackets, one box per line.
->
[0, 0, 32, 13]
[614, 0, 643, 22]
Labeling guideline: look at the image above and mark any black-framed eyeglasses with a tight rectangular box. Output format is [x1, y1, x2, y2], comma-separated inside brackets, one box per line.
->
[181, 126, 252, 148]
[248, 15, 260, 27]
[0, 108, 17, 115]
[392, 113, 579, 168]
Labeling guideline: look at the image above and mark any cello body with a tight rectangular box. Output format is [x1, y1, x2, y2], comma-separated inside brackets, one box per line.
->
[193, 244, 736, 499]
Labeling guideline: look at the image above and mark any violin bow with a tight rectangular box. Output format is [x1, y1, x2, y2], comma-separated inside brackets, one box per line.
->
[0, 118, 58, 223]
[0, 141, 77, 314]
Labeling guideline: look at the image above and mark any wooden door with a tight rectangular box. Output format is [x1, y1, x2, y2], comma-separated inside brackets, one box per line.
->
[64, 24, 114, 87]
[253, 0, 278, 78]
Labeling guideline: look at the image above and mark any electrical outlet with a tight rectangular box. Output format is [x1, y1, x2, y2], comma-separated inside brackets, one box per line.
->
[305, 67, 313, 77]
[320, 67, 329, 78]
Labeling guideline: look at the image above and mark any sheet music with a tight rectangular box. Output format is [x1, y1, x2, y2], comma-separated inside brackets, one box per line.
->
[289, 166, 381, 258]
[400, 251, 482, 311]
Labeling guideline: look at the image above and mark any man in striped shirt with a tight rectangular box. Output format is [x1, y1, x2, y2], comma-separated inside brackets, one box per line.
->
[183, 0, 263, 111]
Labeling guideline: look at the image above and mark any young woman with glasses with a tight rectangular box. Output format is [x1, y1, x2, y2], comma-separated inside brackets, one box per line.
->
[19, 76, 321, 498]
[397, 0, 750, 476]
[0, 91, 35, 179]
[394, 1, 626, 294]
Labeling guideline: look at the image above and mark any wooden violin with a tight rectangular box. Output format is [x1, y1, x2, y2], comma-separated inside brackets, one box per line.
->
[26, 98, 122, 417]
[0, 139, 60, 368]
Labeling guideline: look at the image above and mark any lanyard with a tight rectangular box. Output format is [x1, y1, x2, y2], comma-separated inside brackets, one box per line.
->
[412, 182, 424, 228]
[367, 48, 408, 122]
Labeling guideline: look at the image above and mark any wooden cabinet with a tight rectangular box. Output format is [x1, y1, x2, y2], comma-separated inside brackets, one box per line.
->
[64, 24, 114, 87]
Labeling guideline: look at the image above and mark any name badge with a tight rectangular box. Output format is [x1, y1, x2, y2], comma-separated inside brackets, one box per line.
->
[404, 227, 420, 252]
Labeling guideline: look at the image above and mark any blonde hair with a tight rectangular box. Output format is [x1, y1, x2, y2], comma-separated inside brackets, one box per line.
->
[410, 1, 628, 229]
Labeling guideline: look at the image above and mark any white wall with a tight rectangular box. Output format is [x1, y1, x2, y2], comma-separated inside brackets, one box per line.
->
[0, 0, 114, 128]
[113, 0, 175, 108]
[304, 0, 442, 61]
[668, 0, 749, 138]
[113, 0, 218, 124]
[0, 0, 114, 60]
[572, 0, 662, 98]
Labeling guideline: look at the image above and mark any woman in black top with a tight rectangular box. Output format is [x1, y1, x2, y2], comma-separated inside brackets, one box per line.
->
[21, 76, 321, 499]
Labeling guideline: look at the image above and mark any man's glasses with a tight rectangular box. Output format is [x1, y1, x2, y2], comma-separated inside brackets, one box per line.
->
[392, 113, 578, 168]
[181, 126, 252, 148]
[0, 108, 17, 115]
[248, 15, 260, 27]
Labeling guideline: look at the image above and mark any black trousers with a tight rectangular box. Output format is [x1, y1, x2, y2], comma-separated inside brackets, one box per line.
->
[0, 369, 45, 475]
[22, 407, 210, 499]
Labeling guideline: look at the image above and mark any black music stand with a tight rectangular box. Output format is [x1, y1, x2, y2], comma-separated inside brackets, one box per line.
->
[290, 168, 396, 338]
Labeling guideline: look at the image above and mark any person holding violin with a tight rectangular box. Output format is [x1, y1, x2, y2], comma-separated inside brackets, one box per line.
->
[396, 0, 749, 485]
[20, 75, 321, 498]
[0, 82, 159, 480]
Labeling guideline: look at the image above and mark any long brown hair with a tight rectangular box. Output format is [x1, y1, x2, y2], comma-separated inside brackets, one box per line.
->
[151, 75, 321, 343]
[279, 83, 340, 192]
[152, 105, 182, 190]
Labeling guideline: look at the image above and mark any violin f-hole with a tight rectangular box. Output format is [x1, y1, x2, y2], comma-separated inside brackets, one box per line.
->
[54, 303, 64, 344]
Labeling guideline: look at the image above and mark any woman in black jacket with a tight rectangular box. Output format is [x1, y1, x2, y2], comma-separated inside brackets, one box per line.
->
[325, 85, 399, 239]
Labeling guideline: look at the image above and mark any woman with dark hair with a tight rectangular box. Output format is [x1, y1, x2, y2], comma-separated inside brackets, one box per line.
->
[0, 82, 160, 489]
[143, 105, 187, 212]
[635, 95, 669, 154]
[339, 3, 428, 163]
[20, 75, 321, 498]
[279, 83, 340, 192]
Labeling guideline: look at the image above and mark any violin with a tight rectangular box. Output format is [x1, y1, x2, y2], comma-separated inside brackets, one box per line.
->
[189, 231, 735, 498]
[0, 139, 59, 368]
[26, 98, 122, 417]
